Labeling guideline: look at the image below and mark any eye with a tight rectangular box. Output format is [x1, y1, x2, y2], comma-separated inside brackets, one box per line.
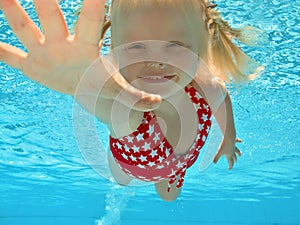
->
[122, 42, 148, 55]
[166, 41, 187, 48]
[126, 42, 146, 50]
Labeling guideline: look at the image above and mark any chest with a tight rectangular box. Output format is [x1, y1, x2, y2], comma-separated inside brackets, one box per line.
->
[128, 91, 199, 155]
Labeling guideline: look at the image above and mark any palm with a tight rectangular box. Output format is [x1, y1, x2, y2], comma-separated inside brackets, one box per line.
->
[0, 0, 104, 94]
[22, 39, 100, 94]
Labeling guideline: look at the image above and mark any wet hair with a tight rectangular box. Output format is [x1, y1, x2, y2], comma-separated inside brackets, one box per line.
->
[203, 1, 264, 83]
[99, 0, 263, 84]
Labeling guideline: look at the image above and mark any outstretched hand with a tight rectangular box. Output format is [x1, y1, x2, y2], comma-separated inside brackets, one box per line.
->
[0, 0, 161, 111]
[213, 138, 242, 170]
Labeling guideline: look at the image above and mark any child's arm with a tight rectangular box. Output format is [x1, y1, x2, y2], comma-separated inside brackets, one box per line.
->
[0, 0, 160, 112]
[213, 91, 242, 170]
[192, 74, 241, 169]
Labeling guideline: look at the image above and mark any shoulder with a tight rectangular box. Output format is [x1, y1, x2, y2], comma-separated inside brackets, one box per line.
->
[191, 75, 227, 97]
[190, 75, 228, 112]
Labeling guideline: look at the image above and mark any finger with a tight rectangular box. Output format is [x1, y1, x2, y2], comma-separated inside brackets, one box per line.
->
[0, 0, 44, 49]
[105, 74, 162, 111]
[227, 157, 234, 170]
[75, 0, 107, 46]
[33, 0, 69, 41]
[0, 42, 27, 69]
[235, 147, 242, 157]
[236, 138, 242, 143]
[213, 151, 222, 164]
[233, 153, 237, 163]
[120, 87, 162, 112]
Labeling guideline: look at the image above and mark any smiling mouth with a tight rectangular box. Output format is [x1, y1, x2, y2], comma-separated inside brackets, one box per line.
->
[138, 73, 178, 83]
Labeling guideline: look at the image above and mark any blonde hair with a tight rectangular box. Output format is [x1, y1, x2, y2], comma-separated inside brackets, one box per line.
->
[99, 0, 263, 84]
[204, 2, 264, 83]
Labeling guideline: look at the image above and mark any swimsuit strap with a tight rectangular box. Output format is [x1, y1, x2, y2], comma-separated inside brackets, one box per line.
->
[166, 84, 212, 191]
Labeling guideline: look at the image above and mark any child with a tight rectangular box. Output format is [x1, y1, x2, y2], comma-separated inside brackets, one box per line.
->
[0, 0, 260, 201]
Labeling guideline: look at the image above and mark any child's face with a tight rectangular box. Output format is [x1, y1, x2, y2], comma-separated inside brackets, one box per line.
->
[112, 5, 206, 95]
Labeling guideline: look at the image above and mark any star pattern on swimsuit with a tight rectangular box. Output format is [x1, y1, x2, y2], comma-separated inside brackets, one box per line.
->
[142, 142, 151, 151]
[130, 155, 137, 161]
[132, 145, 139, 153]
[150, 150, 158, 158]
[136, 133, 144, 141]
[139, 155, 147, 162]
[147, 125, 155, 136]
[202, 114, 209, 122]
[110, 84, 212, 191]
[126, 136, 134, 143]
[157, 164, 165, 169]
[153, 132, 160, 144]
[124, 144, 130, 152]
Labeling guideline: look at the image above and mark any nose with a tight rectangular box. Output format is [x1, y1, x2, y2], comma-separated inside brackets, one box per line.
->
[146, 62, 167, 70]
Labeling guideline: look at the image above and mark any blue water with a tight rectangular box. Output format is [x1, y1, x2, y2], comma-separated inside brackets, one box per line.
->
[0, 0, 299, 225]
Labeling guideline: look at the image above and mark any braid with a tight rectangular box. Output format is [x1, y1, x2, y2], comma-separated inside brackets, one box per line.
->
[203, 1, 263, 84]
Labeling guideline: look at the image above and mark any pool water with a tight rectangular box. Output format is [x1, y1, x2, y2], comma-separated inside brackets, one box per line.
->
[0, 0, 299, 225]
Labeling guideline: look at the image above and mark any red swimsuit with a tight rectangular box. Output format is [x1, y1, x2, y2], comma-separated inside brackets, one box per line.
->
[110, 84, 212, 191]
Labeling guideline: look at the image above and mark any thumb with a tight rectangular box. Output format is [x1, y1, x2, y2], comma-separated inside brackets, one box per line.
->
[213, 149, 223, 164]
[75, 55, 162, 112]
[100, 57, 162, 111]
[104, 73, 162, 112]
[213, 141, 226, 163]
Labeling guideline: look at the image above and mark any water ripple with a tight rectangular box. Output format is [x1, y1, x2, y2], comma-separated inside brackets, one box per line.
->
[0, 0, 299, 211]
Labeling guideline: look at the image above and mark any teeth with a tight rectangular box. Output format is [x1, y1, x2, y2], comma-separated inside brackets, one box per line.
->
[146, 76, 164, 80]
[142, 73, 176, 80]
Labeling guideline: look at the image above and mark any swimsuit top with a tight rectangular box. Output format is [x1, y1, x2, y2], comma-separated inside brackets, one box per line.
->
[110, 84, 212, 191]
